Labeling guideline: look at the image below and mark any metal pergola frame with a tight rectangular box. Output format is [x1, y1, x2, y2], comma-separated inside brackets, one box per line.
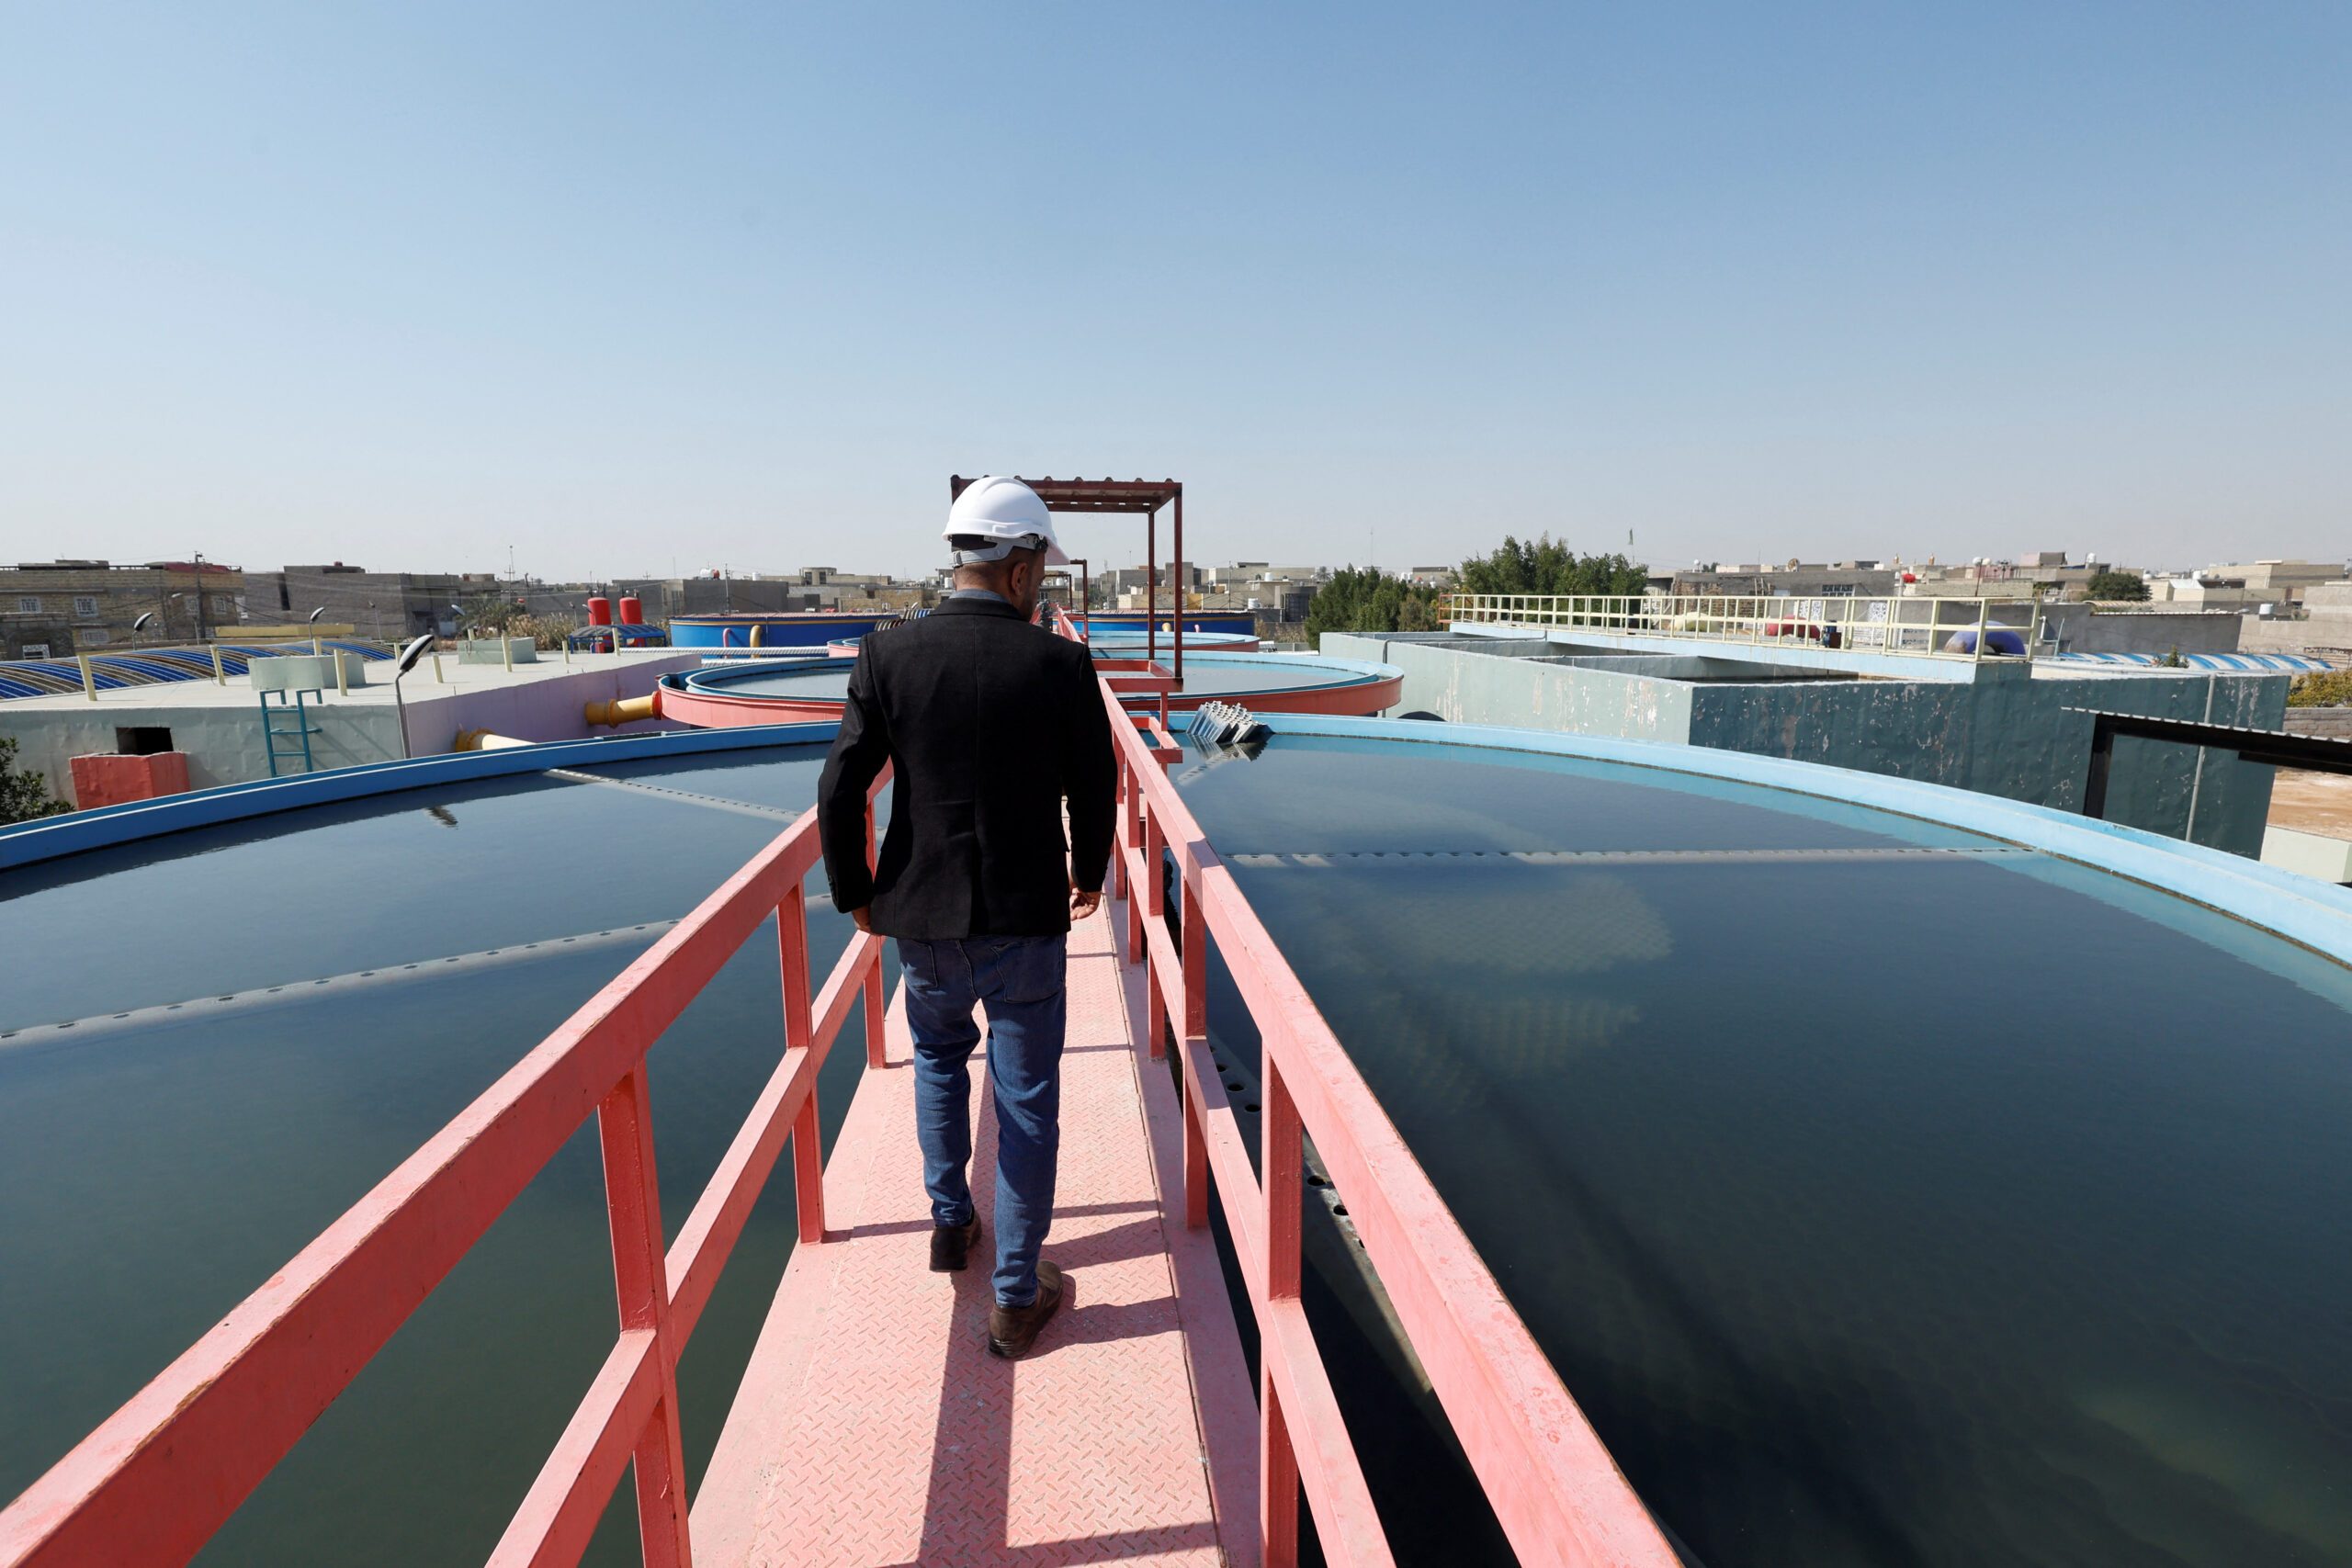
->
[949, 476, 1186, 677]
[2069, 707, 2352, 820]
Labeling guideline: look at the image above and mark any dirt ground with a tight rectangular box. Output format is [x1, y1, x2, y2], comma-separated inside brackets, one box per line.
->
[2267, 769, 2352, 837]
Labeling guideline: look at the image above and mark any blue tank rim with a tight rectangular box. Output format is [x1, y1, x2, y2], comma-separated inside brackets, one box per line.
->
[1081, 629, 1259, 647]
[669, 611, 901, 625]
[1251, 712, 2352, 958]
[9, 708, 2347, 961]
[1070, 609, 1258, 629]
[694, 647, 839, 662]
[0, 723, 837, 873]
[673, 656, 860, 697]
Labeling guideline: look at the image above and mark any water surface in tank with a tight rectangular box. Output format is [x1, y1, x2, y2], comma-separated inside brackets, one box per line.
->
[0, 745, 867, 1565]
[1176, 732, 2352, 1568]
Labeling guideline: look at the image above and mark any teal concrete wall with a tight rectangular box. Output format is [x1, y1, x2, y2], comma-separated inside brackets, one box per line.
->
[1324, 635, 2286, 854]
[1684, 667, 2283, 852]
[1325, 634, 1695, 743]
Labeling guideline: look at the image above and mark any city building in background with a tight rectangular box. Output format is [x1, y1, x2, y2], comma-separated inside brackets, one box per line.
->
[246, 564, 503, 639]
[1, 558, 243, 660]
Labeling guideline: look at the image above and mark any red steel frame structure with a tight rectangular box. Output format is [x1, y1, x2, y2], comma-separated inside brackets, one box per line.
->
[0, 625, 1673, 1567]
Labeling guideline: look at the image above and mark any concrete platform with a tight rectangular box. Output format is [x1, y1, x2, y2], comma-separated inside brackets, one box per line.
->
[0, 648, 700, 798]
[2264, 768, 2352, 882]
[693, 905, 1257, 1567]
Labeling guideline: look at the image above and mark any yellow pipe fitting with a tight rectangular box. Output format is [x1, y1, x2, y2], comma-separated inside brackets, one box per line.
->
[584, 693, 660, 728]
[453, 728, 532, 751]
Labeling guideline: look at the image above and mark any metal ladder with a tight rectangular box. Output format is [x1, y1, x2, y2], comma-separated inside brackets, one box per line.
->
[259, 687, 322, 776]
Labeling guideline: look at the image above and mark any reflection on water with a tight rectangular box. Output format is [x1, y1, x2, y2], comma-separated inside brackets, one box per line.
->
[1187, 735, 2352, 1567]
[0, 757, 828, 1030]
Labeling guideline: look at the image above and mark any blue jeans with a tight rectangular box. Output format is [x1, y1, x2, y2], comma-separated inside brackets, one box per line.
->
[896, 933, 1068, 1307]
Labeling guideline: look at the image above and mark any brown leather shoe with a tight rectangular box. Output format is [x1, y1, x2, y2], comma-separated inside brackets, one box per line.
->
[930, 1215, 980, 1273]
[986, 1261, 1064, 1359]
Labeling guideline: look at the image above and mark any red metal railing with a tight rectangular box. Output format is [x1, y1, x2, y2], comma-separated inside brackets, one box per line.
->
[0, 778, 891, 1568]
[1062, 608, 1676, 1567]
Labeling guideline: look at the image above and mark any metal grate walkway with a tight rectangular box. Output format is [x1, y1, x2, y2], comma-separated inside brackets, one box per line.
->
[692, 905, 1257, 1567]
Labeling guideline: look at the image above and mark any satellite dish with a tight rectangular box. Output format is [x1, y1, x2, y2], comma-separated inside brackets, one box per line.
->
[131, 612, 155, 632]
[308, 606, 325, 623]
[395, 633, 435, 676]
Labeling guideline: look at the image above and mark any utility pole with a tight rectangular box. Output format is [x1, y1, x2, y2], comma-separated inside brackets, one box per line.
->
[192, 551, 209, 643]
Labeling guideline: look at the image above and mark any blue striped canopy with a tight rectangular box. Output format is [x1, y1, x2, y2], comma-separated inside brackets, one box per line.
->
[2050, 649, 2339, 671]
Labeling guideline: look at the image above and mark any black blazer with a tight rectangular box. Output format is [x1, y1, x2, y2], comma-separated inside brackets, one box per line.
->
[818, 597, 1116, 941]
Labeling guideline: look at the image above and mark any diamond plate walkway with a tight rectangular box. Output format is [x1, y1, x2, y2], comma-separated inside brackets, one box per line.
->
[692, 905, 1260, 1567]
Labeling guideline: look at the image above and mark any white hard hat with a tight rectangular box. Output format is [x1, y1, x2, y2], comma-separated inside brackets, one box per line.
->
[945, 475, 1069, 565]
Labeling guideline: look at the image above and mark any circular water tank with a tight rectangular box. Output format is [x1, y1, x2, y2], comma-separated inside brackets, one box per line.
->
[586, 596, 613, 626]
[616, 596, 644, 625]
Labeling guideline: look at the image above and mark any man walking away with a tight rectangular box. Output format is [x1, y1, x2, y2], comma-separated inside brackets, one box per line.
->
[817, 475, 1115, 1359]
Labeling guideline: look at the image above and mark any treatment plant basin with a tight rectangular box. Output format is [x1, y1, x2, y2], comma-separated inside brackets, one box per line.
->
[0, 731, 870, 1565]
[1170, 716, 2352, 1568]
[5, 711, 2351, 1566]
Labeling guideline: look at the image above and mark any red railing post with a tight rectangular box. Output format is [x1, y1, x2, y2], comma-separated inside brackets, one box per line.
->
[1182, 1095, 1211, 1233]
[861, 795, 887, 1069]
[1143, 807, 1168, 1060]
[1261, 1055, 1305, 1566]
[1179, 861, 1206, 1044]
[792, 1090, 825, 1245]
[1109, 750, 1129, 902]
[1179, 858, 1209, 1228]
[861, 961, 886, 1069]
[1125, 782, 1148, 966]
[777, 884, 823, 1243]
[595, 1068, 694, 1568]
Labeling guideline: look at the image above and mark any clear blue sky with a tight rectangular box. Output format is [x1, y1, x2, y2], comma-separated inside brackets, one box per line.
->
[2, 3, 2345, 581]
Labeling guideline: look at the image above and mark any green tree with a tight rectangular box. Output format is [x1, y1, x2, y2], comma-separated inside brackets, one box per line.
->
[2084, 570, 2151, 602]
[1455, 534, 1649, 599]
[1302, 567, 1444, 648]
[1, 734, 69, 825]
[458, 591, 526, 635]
[2288, 670, 2352, 707]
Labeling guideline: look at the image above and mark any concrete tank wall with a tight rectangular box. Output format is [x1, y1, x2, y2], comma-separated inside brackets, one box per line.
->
[1322, 634, 2286, 855]
[1682, 668, 2283, 854]
[3, 652, 701, 803]
[2288, 707, 2352, 740]
[1324, 634, 1694, 743]
[2040, 604, 2244, 657]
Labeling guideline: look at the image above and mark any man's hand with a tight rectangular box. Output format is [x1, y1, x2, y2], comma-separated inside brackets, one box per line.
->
[1069, 884, 1103, 920]
[846, 904, 873, 934]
